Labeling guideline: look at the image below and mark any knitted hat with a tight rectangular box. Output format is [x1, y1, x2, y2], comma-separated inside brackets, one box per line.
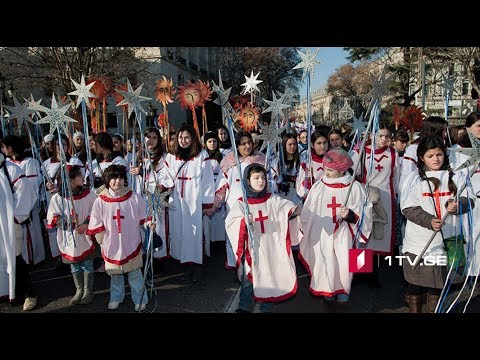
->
[73, 131, 84, 140]
[44, 134, 55, 143]
[323, 148, 353, 172]
[204, 131, 218, 143]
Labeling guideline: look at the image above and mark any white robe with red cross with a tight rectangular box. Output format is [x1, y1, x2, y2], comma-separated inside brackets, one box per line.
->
[352, 146, 399, 255]
[8, 157, 45, 265]
[225, 193, 298, 302]
[47, 189, 97, 262]
[299, 174, 373, 297]
[86, 188, 148, 266]
[163, 150, 215, 264]
[295, 152, 325, 199]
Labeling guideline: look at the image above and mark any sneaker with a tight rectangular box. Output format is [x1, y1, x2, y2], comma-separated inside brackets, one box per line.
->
[107, 301, 120, 310]
[23, 297, 37, 311]
[134, 303, 147, 312]
[336, 294, 349, 303]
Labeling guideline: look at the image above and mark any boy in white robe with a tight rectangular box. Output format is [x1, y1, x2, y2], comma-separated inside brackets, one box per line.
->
[87, 165, 154, 311]
[300, 148, 373, 303]
[47, 165, 97, 305]
[225, 163, 299, 313]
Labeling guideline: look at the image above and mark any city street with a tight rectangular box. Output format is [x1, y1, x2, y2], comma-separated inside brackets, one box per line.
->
[2, 242, 480, 315]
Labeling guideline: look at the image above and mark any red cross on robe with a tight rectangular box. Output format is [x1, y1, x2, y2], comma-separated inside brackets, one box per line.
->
[422, 189, 451, 218]
[327, 196, 342, 223]
[113, 209, 125, 234]
[254, 210, 269, 233]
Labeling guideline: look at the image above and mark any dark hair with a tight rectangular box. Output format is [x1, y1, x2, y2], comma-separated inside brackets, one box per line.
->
[234, 131, 254, 156]
[416, 136, 456, 195]
[172, 125, 202, 160]
[420, 116, 447, 139]
[282, 133, 299, 171]
[311, 131, 329, 155]
[2, 135, 25, 158]
[53, 134, 72, 162]
[54, 164, 84, 197]
[94, 132, 114, 151]
[145, 127, 165, 168]
[102, 165, 128, 188]
[245, 163, 267, 181]
[203, 131, 222, 163]
[448, 125, 466, 146]
[392, 129, 410, 143]
[328, 129, 343, 139]
[465, 112, 480, 128]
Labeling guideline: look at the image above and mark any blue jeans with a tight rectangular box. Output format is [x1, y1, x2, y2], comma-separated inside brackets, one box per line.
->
[70, 259, 94, 274]
[237, 260, 274, 313]
[109, 268, 148, 306]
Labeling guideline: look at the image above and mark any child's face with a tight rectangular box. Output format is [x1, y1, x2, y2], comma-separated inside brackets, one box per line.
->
[375, 129, 390, 148]
[329, 134, 343, 149]
[206, 138, 217, 151]
[393, 140, 407, 152]
[324, 166, 344, 179]
[421, 147, 444, 171]
[112, 138, 123, 152]
[299, 132, 308, 144]
[109, 176, 125, 192]
[146, 132, 158, 150]
[238, 136, 253, 158]
[313, 136, 328, 156]
[178, 131, 192, 148]
[70, 174, 84, 188]
[285, 138, 297, 155]
[218, 129, 228, 142]
[248, 171, 266, 192]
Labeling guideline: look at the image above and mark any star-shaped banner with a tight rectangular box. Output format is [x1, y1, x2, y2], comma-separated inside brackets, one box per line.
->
[293, 48, 321, 80]
[263, 91, 290, 119]
[241, 71, 263, 95]
[116, 78, 151, 118]
[212, 70, 232, 107]
[35, 94, 77, 134]
[256, 121, 286, 154]
[338, 99, 354, 121]
[439, 74, 456, 98]
[26, 94, 44, 119]
[277, 86, 296, 105]
[348, 113, 367, 136]
[361, 66, 393, 103]
[5, 96, 36, 129]
[450, 131, 480, 171]
[68, 74, 97, 109]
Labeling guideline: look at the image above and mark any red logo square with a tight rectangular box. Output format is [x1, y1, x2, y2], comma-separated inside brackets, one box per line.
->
[349, 249, 373, 273]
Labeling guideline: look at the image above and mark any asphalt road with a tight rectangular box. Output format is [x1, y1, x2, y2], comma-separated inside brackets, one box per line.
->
[2, 243, 480, 315]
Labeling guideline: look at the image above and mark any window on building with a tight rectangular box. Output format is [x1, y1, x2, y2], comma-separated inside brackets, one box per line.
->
[462, 81, 469, 96]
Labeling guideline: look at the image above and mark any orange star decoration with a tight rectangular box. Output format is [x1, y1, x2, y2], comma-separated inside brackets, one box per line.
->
[87, 77, 112, 133]
[397, 105, 425, 143]
[155, 76, 176, 150]
[236, 102, 260, 132]
[176, 81, 205, 138]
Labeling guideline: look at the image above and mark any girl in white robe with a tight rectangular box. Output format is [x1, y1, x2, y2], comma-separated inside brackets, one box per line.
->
[300, 148, 372, 302]
[225, 163, 298, 312]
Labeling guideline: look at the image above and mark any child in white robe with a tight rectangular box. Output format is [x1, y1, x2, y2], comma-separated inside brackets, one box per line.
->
[87, 165, 154, 311]
[225, 163, 299, 313]
[299, 148, 372, 303]
[47, 165, 97, 305]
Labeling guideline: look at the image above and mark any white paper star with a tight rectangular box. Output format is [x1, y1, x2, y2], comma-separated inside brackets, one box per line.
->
[26, 94, 44, 118]
[256, 121, 286, 154]
[116, 78, 151, 118]
[293, 48, 321, 80]
[68, 74, 97, 109]
[439, 74, 456, 98]
[212, 70, 232, 107]
[276, 86, 296, 105]
[35, 94, 77, 134]
[450, 132, 480, 171]
[241, 71, 263, 95]
[5, 96, 35, 129]
[338, 99, 354, 121]
[348, 113, 367, 136]
[263, 91, 290, 119]
[361, 66, 393, 102]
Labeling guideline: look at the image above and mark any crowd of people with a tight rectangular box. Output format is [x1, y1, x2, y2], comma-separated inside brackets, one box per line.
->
[0, 112, 479, 313]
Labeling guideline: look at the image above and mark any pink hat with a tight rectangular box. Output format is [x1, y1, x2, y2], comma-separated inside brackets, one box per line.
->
[323, 148, 353, 172]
